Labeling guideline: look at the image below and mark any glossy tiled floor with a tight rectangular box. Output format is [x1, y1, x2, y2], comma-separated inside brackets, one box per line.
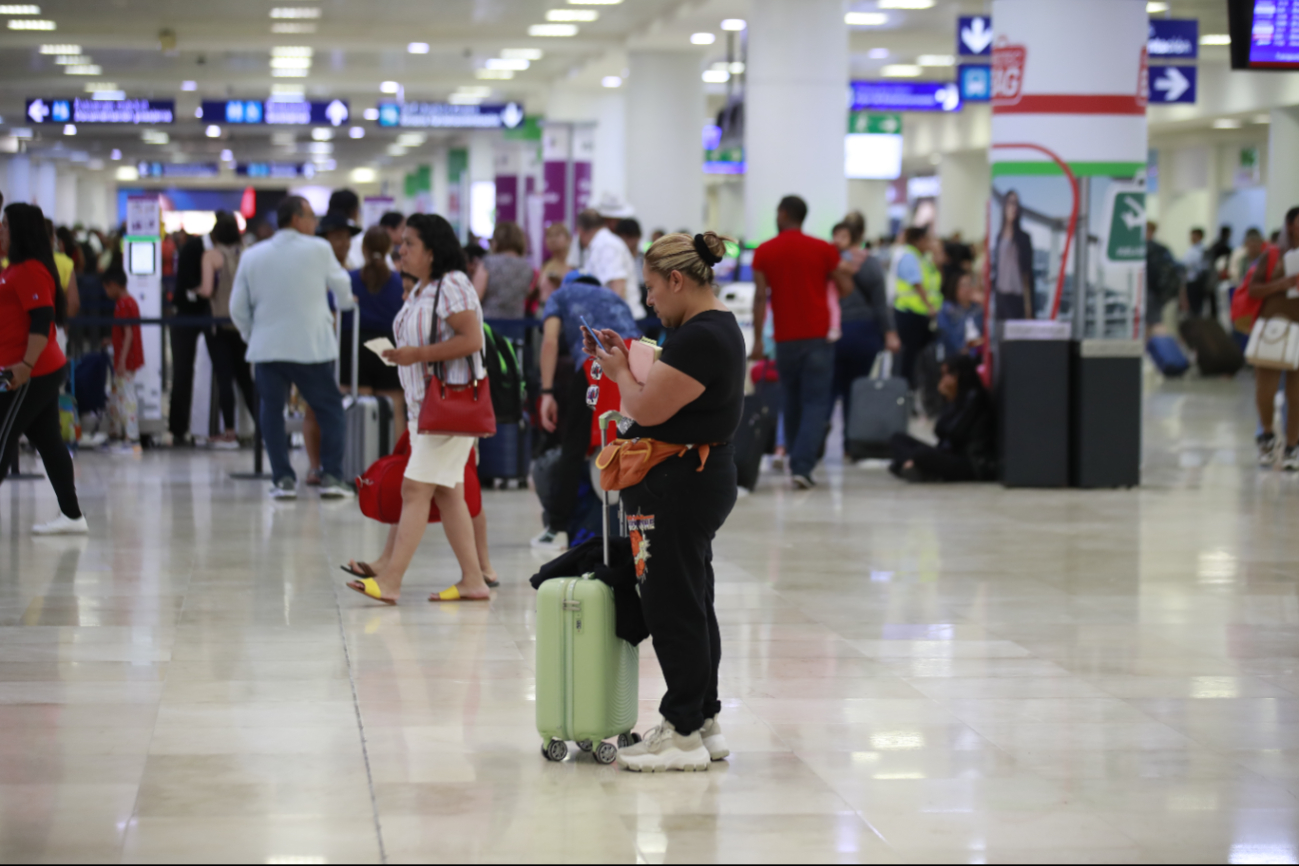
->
[3, 373, 1299, 864]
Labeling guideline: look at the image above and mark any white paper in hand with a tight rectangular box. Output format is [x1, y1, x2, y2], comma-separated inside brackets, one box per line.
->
[364, 337, 398, 367]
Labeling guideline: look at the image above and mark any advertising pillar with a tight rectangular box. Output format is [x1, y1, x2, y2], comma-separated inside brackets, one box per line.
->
[494, 143, 521, 225]
[542, 123, 572, 233]
[123, 195, 164, 430]
[572, 124, 595, 216]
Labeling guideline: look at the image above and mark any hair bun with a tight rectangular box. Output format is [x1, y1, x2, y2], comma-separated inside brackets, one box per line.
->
[692, 233, 724, 266]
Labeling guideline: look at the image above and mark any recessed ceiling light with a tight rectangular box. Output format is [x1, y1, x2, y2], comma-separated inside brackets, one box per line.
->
[84, 81, 117, 92]
[449, 93, 484, 105]
[91, 91, 125, 100]
[567, 0, 619, 3]
[64, 65, 102, 75]
[271, 58, 312, 69]
[309, 141, 332, 154]
[846, 12, 888, 26]
[0, 5, 42, 14]
[486, 57, 529, 70]
[311, 127, 333, 141]
[53, 54, 90, 64]
[205, 124, 221, 137]
[8, 18, 55, 29]
[528, 23, 578, 36]
[407, 42, 429, 53]
[869, 47, 889, 59]
[476, 68, 514, 79]
[396, 133, 425, 147]
[351, 167, 377, 184]
[61, 122, 74, 134]
[271, 22, 315, 33]
[181, 80, 196, 91]
[387, 144, 407, 157]
[115, 166, 139, 181]
[38, 44, 77, 53]
[878, 0, 934, 7]
[270, 7, 320, 18]
[1212, 118, 1242, 129]
[502, 48, 544, 60]
[348, 126, 365, 138]
[721, 19, 745, 31]
[601, 75, 621, 88]
[220, 148, 233, 161]
[1147, 1, 1169, 12]
[380, 80, 399, 93]
[110, 148, 121, 160]
[363, 107, 379, 120]
[457, 86, 492, 98]
[194, 106, 203, 118]
[271, 45, 313, 56]
[882, 64, 922, 77]
[702, 69, 729, 83]
[547, 8, 597, 21]
[272, 68, 307, 77]
[917, 54, 954, 66]
[691, 32, 716, 45]
[1201, 33, 1230, 45]
[272, 83, 304, 96]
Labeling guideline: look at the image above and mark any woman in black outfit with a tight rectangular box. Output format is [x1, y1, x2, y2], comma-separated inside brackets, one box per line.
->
[990, 189, 1036, 321]
[585, 231, 745, 773]
[0, 203, 86, 534]
[889, 354, 996, 483]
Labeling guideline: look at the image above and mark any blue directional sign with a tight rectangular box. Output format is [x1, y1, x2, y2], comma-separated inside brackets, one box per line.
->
[26, 98, 174, 124]
[236, 162, 317, 179]
[850, 81, 962, 113]
[136, 162, 221, 179]
[1148, 19, 1198, 59]
[1148, 65, 1197, 104]
[199, 99, 350, 127]
[958, 64, 991, 102]
[957, 15, 993, 57]
[375, 101, 525, 129]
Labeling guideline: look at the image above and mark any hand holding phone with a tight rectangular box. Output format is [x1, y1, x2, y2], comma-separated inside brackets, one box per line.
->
[580, 316, 610, 353]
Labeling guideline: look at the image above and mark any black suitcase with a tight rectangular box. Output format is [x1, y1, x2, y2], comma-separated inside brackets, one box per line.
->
[734, 393, 775, 491]
[1179, 318, 1244, 377]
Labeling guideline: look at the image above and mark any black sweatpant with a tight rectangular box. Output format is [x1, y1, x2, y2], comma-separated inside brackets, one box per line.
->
[546, 371, 594, 534]
[620, 444, 737, 736]
[0, 369, 82, 519]
[168, 325, 210, 439]
[209, 328, 256, 432]
[895, 309, 934, 385]
[889, 433, 975, 482]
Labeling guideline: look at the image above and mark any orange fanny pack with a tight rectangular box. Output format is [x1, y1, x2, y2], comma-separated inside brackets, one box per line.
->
[595, 438, 713, 491]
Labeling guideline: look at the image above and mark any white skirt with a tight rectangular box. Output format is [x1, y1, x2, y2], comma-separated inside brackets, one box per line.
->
[404, 433, 476, 488]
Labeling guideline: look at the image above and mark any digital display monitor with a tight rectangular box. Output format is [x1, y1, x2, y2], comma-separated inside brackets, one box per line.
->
[128, 241, 156, 276]
[1229, 0, 1299, 68]
[844, 134, 903, 180]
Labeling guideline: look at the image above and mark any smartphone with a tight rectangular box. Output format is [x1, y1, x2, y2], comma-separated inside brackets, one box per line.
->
[0, 369, 11, 392]
[579, 316, 611, 353]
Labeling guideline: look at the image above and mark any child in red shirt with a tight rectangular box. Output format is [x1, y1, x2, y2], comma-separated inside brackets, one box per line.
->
[103, 267, 143, 446]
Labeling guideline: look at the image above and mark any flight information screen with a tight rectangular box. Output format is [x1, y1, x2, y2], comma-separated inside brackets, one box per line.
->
[1248, 0, 1299, 66]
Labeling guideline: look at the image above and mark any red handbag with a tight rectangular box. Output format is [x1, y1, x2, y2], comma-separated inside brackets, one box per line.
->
[416, 279, 497, 437]
[356, 431, 482, 524]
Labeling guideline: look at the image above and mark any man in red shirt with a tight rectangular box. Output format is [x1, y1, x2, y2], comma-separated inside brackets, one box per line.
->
[102, 267, 144, 447]
[751, 196, 854, 489]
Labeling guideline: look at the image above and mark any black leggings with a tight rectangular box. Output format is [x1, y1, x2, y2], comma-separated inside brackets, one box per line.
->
[620, 444, 737, 735]
[889, 433, 975, 482]
[895, 309, 934, 385]
[547, 370, 593, 534]
[209, 328, 256, 431]
[0, 369, 82, 519]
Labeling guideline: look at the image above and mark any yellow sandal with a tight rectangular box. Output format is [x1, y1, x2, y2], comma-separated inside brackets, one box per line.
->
[429, 585, 491, 603]
[346, 577, 397, 606]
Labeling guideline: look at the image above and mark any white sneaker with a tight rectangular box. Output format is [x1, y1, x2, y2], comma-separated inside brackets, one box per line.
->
[700, 717, 730, 761]
[1284, 446, 1299, 472]
[319, 476, 355, 500]
[530, 529, 568, 551]
[792, 474, 816, 490]
[269, 479, 297, 501]
[32, 514, 89, 536]
[616, 720, 710, 773]
[209, 437, 240, 451]
[1258, 434, 1279, 467]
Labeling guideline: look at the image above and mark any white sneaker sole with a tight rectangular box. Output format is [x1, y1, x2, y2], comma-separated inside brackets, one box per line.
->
[617, 746, 711, 773]
[32, 524, 89, 536]
[703, 734, 730, 761]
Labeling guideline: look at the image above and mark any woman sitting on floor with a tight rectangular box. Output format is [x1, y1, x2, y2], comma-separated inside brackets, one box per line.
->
[889, 354, 996, 483]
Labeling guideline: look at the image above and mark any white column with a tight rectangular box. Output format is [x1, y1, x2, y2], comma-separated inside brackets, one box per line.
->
[56, 169, 78, 225]
[1267, 106, 1299, 234]
[937, 151, 990, 241]
[847, 180, 890, 243]
[35, 161, 57, 216]
[626, 51, 704, 235]
[7, 154, 32, 205]
[745, 0, 847, 243]
[430, 147, 448, 217]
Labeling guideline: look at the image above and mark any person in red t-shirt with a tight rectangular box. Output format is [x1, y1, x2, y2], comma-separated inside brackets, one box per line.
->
[102, 267, 144, 446]
[0, 202, 86, 535]
[750, 195, 855, 489]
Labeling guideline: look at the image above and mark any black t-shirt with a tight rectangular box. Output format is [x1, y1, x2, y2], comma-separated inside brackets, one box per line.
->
[173, 235, 209, 315]
[625, 309, 746, 445]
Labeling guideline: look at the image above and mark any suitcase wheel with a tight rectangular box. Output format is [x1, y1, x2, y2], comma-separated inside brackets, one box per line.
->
[594, 741, 619, 765]
[617, 732, 641, 748]
[543, 739, 569, 762]
[576, 739, 593, 752]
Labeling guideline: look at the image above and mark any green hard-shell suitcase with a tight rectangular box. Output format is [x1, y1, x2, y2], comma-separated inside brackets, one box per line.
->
[535, 412, 640, 764]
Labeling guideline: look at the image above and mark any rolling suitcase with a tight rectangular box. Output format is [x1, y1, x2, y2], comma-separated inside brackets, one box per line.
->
[846, 352, 909, 460]
[535, 411, 640, 764]
[478, 419, 530, 488]
[340, 309, 394, 488]
[733, 392, 775, 491]
[1146, 334, 1189, 377]
[1179, 318, 1244, 377]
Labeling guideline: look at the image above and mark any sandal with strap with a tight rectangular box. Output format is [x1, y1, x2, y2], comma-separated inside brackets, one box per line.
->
[341, 561, 377, 578]
[429, 585, 491, 603]
[346, 577, 397, 605]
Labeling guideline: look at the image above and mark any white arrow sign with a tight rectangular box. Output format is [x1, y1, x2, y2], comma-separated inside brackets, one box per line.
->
[325, 99, 349, 127]
[1153, 65, 1190, 101]
[961, 17, 993, 54]
[935, 84, 960, 111]
[27, 99, 48, 123]
[501, 102, 523, 129]
[1121, 196, 1146, 231]
[880, 115, 899, 133]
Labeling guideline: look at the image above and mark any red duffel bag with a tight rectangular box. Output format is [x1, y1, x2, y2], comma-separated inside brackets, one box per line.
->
[356, 431, 482, 524]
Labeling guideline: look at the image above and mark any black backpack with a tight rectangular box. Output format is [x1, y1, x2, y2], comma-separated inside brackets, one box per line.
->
[483, 324, 524, 425]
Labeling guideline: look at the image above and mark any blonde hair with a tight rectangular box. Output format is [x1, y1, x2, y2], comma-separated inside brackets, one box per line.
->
[644, 231, 731, 289]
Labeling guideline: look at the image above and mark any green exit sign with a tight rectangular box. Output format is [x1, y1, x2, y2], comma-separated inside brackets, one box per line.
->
[848, 112, 902, 135]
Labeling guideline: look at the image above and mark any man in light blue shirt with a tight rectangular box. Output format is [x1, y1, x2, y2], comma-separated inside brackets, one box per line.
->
[230, 195, 354, 500]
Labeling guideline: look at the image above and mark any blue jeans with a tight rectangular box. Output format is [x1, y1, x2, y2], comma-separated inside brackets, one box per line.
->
[775, 338, 835, 478]
[255, 361, 346, 484]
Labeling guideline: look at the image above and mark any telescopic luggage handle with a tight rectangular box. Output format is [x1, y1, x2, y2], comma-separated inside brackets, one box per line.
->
[598, 410, 624, 567]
